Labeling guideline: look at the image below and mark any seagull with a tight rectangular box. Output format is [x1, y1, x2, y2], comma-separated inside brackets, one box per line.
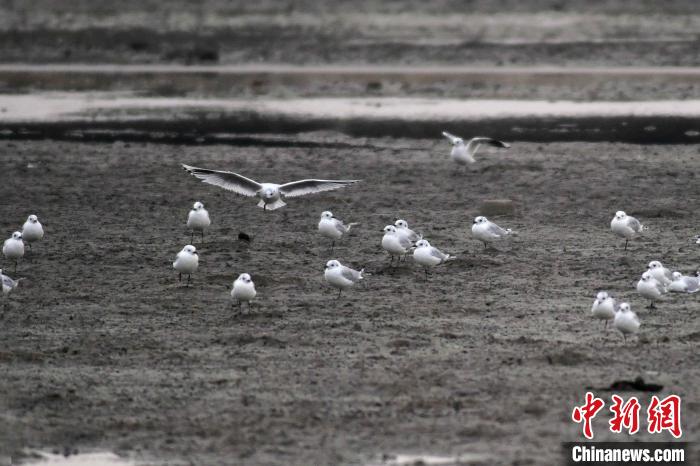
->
[173, 245, 198, 286]
[324, 260, 364, 298]
[668, 272, 700, 293]
[187, 201, 211, 243]
[591, 291, 616, 329]
[1, 268, 23, 309]
[318, 211, 358, 253]
[442, 131, 510, 164]
[471, 216, 515, 249]
[695, 235, 700, 245]
[613, 302, 640, 343]
[413, 239, 455, 280]
[636, 271, 665, 309]
[2, 232, 24, 272]
[21, 215, 44, 249]
[182, 164, 360, 210]
[610, 211, 644, 250]
[394, 219, 421, 242]
[381, 225, 413, 265]
[647, 261, 673, 286]
[231, 273, 256, 312]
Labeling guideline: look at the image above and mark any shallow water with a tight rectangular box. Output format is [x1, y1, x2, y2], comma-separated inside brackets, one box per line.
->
[25, 452, 134, 466]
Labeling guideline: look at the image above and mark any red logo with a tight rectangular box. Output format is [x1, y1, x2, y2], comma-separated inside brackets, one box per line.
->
[572, 393, 682, 439]
[647, 395, 682, 438]
[609, 395, 640, 434]
[572, 392, 605, 439]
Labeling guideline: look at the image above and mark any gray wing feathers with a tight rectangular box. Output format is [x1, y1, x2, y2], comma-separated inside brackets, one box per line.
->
[334, 220, 348, 234]
[341, 266, 362, 282]
[487, 222, 509, 237]
[626, 217, 643, 232]
[469, 137, 511, 149]
[399, 235, 413, 248]
[430, 247, 449, 262]
[279, 179, 360, 198]
[182, 165, 261, 197]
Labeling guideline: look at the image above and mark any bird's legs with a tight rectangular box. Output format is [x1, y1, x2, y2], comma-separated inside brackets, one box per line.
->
[624, 239, 629, 251]
[330, 240, 335, 254]
[201, 229, 205, 243]
[190, 231, 194, 243]
[424, 268, 429, 281]
[186, 274, 191, 286]
[336, 289, 342, 299]
[178, 273, 182, 282]
[648, 301, 656, 309]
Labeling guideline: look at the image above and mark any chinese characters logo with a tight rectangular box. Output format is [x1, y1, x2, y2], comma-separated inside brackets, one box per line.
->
[572, 392, 681, 439]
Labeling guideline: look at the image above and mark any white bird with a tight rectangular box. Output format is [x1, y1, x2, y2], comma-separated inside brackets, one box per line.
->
[1, 268, 23, 308]
[324, 259, 364, 298]
[413, 239, 455, 280]
[668, 272, 700, 293]
[610, 211, 644, 250]
[231, 273, 257, 311]
[3, 232, 24, 272]
[182, 164, 360, 210]
[636, 271, 665, 308]
[381, 225, 413, 265]
[613, 302, 640, 343]
[187, 201, 211, 243]
[647, 261, 673, 286]
[21, 215, 44, 248]
[694, 235, 700, 245]
[173, 245, 199, 285]
[394, 219, 421, 242]
[318, 211, 358, 253]
[591, 291, 616, 329]
[472, 216, 515, 249]
[442, 131, 510, 164]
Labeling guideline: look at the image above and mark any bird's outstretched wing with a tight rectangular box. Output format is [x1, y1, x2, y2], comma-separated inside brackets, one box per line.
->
[442, 131, 462, 143]
[182, 165, 261, 197]
[469, 137, 511, 149]
[279, 179, 360, 198]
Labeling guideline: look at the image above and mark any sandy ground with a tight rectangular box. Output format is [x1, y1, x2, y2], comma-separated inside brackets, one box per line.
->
[0, 136, 698, 465]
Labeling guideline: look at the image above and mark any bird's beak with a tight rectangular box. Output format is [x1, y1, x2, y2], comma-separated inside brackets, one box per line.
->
[193, 251, 198, 255]
[472, 220, 477, 224]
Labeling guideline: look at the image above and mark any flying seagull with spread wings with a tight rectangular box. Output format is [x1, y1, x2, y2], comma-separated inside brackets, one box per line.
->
[182, 165, 360, 210]
[442, 131, 510, 164]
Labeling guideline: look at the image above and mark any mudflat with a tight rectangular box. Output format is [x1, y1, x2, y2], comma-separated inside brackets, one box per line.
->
[0, 137, 698, 464]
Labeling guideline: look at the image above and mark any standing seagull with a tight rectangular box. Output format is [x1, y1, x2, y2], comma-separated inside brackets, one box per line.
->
[173, 245, 199, 286]
[324, 260, 364, 298]
[647, 261, 673, 286]
[472, 216, 515, 249]
[21, 215, 44, 250]
[231, 273, 257, 312]
[610, 211, 644, 250]
[381, 225, 413, 265]
[1, 269, 23, 309]
[442, 131, 510, 164]
[413, 239, 455, 280]
[636, 271, 665, 309]
[182, 165, 360, 210]
[318, 211, 358, 253]
[187, 201, 211, 243]
[591, 291, 616, 329]
[614, 303, 640, 344]
[3, 232, 24, 272]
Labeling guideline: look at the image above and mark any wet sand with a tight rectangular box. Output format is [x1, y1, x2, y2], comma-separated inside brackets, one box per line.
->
[0, 136, 698, 465]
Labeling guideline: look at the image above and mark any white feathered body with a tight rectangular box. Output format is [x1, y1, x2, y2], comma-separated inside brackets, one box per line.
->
[22, 220, 44, 243]
[173, 251, 198, 274]
[3, 237, 24, 260]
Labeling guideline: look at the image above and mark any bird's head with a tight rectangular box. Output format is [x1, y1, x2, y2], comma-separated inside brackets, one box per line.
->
[473, 216, 487, 225]
[415, 239, 430, 248]
[325, 260, 340, 270]
[395, 219, 408, 229]
[12, 232, 22, 240]
[615, 211, 627, 220]
[193, 201, 204, 210]
[383, 225, 396, 234]
[183, 245, 198, 255]
[238, 273, 252, 283]
[321, 211, 333, 219]
[28, 215, 38, 223]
